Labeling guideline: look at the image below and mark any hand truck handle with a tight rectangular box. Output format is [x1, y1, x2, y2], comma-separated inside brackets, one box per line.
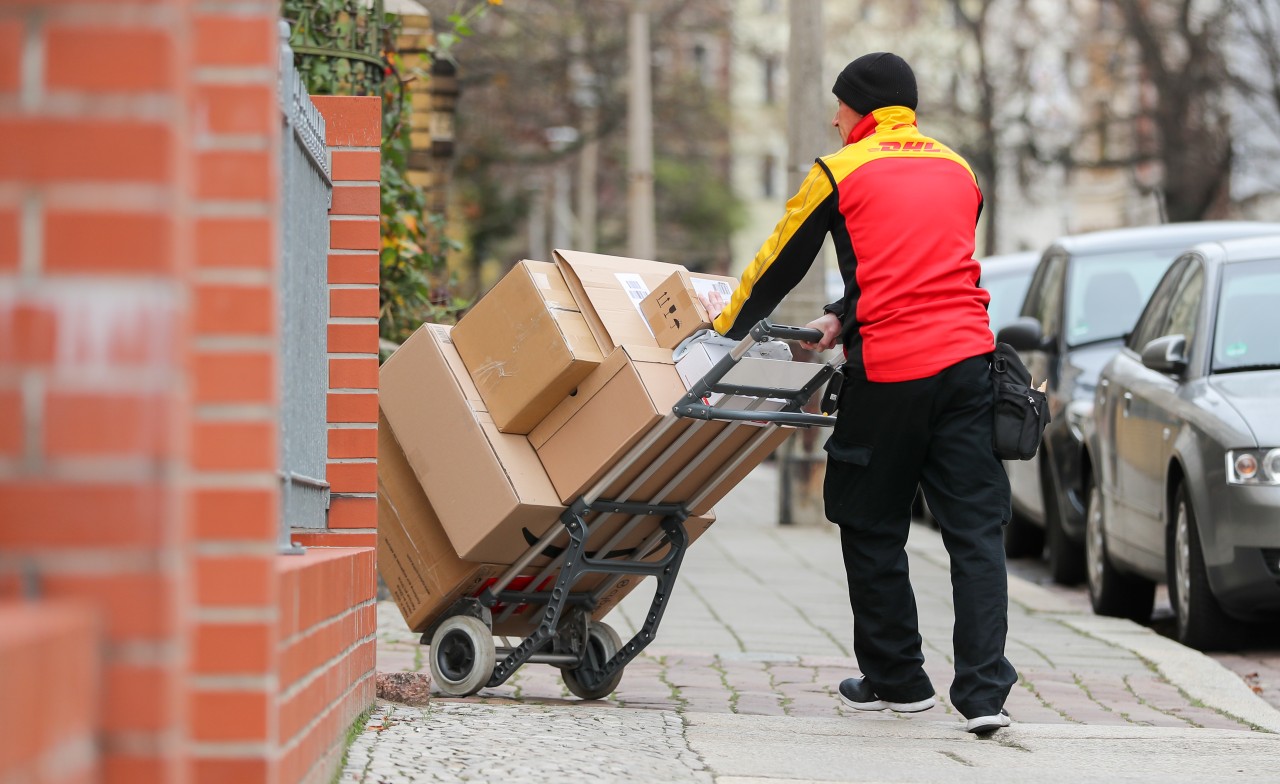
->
[748, 319, 825, 345]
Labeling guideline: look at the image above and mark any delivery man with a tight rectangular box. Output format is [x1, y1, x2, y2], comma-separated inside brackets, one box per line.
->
[701, 52, 1016, 734]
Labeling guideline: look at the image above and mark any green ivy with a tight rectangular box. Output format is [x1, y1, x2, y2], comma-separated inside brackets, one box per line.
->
[282, 0, 496, 345]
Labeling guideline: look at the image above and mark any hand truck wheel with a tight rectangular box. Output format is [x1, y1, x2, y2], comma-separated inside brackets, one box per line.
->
[429, 614, 496, 697]
[562, 621, 624, 700]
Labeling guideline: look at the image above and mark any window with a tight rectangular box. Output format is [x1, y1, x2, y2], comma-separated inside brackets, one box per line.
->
[1212, 258, 1280, 372]
[1022, 252, 1065, 338]
[1065, 247, 1182, 347]
[692, 42, 710, 87]
[1127, 257, 1186, 352]
[1162, 261, 1204, 349]
[763, 56, 777, 105]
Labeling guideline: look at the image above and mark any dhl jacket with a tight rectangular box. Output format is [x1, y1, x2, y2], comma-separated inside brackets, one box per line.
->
[711, 106, 994, 383]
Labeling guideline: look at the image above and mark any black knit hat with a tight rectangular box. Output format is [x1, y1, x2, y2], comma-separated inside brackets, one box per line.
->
[832, 52, 917, 115]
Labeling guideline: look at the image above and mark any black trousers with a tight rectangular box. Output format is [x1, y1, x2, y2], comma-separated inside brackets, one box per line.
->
[823, 354, 1016, 719]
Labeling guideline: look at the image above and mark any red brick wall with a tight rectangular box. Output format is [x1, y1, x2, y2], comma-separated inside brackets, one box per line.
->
[277, 549, 377, 784]
[295, 96, 383, 550]
[188, 5, 283, 781]
[0, 603, 98, 784]
[0, 0, 202, 781]
[1, 4, 381, 784]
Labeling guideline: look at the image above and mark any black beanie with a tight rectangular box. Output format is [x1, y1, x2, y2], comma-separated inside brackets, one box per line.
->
[832, 52, 917, 115]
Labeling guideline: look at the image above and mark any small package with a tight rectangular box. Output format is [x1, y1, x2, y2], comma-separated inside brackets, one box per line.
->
[639, 269, 738, 350]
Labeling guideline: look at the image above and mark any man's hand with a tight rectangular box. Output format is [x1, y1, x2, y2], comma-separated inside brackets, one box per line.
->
[801, 312, 841, 351]
[698, 290, 727, 321]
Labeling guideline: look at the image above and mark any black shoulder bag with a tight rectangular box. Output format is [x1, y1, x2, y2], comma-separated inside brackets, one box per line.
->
[990, 344, 1050, 460]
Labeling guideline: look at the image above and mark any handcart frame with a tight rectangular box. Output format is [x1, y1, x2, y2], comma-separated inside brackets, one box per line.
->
[423, 320, 842, 699]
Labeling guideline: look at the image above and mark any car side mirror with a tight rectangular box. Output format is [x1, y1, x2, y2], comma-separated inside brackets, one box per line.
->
[1140, 334, 1188, 375]
[997, 317, 1049, 353]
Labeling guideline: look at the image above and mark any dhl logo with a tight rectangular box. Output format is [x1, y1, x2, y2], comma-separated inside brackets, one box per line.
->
[876, 141, 939, 153]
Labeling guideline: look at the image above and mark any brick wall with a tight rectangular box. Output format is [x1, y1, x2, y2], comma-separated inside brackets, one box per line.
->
[188, 4, 283, 781]
[0, 603, 98, 784]
[277, 549, 377, 784]
[0, 3, 381, 784]
[296, 96, 382, 550]
[0, 0, 202, 780]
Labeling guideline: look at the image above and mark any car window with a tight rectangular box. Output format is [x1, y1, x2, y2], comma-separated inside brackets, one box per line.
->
[1213, 258, 1280, 373]
[982, 267, 1036, 335]
[1127, 257, 1186, 351]
[1022, 253, 1065, 334]
[1162, 261, 1203, 350]
[1066, 248, 1184, 347]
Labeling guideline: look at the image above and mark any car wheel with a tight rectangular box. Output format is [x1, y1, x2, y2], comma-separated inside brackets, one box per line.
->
[1003, 511, 1044, 559]
[1044, 462, 1085, 585]
[1167, 483, 1245, 651]
[1085, 482, 1155, 622]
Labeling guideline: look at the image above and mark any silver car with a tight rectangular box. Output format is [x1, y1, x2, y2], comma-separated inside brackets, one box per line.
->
[999, 222, 1280, 585]
[1083, 236, 1280, 650]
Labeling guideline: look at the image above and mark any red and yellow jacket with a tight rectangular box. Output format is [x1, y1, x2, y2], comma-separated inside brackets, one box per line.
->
[711, 106, 994, 383]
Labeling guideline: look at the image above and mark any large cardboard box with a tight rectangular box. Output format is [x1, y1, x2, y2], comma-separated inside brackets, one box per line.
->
[381, 323, 726, 565]
[379, 410, 688, 636]
[553, 249, 690, 353]
[377, 411, 534, 636]
[530, 341, 797, 510]
[380, 323, 565, 563]
[452, 260, 603, 434]
[639, 269, 738, 350]
[530, 344, 684, 503]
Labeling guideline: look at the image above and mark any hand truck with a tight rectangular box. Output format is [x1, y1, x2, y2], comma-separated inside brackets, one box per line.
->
[422, 320, 842, 699]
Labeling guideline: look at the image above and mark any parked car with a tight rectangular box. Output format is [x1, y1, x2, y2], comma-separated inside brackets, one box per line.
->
[997, 222, 1280, 584]
[979, 251, 1039, 336]
[1082, 236, 1280, 649]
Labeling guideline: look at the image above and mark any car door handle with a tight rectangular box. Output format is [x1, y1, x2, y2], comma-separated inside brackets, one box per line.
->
[1122, 391, 1133, 418]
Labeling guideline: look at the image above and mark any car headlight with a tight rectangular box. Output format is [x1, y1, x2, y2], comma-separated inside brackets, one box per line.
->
[1226, 448, 1280, 485]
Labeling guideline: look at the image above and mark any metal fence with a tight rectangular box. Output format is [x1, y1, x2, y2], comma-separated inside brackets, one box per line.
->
[277, 21, 333, 552]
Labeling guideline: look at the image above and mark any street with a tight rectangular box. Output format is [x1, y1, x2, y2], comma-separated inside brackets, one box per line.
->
[349, 463, 1280, 782]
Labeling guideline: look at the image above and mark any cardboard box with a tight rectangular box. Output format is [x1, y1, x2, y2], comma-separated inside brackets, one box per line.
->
[377, 411, 540, 637]
[640, 269, 738, 350]
[452, 260, 604, 434]
[553, 249, 690, 353]
[530, 344, 685, 503]
[380, 323, 567, 563]
[530, 340, 797, 511]
[380, 408, 715, 634]
[381, 323, 723, 566]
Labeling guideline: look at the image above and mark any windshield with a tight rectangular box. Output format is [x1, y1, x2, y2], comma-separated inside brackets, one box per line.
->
[982, 267, 1035, 336]
[1066, 249, 1182, 347]
[1213, 258, 1280, 373]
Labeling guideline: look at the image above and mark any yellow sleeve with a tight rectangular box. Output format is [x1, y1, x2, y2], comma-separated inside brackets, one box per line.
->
[712, 162, 835, 338]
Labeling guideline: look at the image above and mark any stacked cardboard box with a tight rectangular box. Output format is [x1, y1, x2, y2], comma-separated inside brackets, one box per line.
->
[377, 251, 798, 636]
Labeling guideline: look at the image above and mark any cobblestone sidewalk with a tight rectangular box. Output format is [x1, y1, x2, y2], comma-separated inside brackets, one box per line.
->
[353, 464, 1280, 782]
[341, 703, 709, 784]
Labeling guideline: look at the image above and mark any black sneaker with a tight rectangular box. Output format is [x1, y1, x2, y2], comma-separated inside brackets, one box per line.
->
[964, 709, 1011, 735]
[838, 677, 936, 713]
